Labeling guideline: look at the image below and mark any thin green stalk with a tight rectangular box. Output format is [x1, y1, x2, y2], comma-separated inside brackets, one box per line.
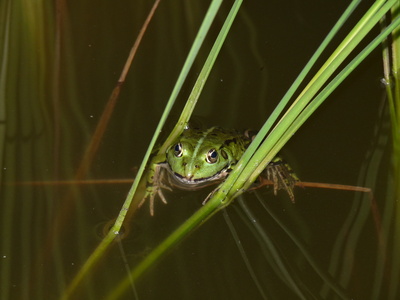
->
[381, 14, 399, 146]
[391, 3, 400, 115]
[123, 0, 223, 215]
[250, 195, 351, 299]
[222, 207, 268, 299]
[60, 1, 222, 298]
[202, 0, 388, 205]
[108, 1, 400, 298]
[254, 0, 362, 150]
[219, 0, 363, 201]
[238, 0, 397, 191]
[387, 3, 400, 149]
[105, 193, 222, 299]
[105, 0, 245, 298]
[159, 0, 243, 153]
[86, 1, 400, 299]
[266, 15, 400, 182]
[384, 3, 400, 299]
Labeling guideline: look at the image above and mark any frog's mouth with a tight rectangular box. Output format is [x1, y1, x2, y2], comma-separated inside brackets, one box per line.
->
[168, 165, 230, 190]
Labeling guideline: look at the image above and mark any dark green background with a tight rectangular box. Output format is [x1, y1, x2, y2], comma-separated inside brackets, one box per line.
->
[0, 0, 393, 299]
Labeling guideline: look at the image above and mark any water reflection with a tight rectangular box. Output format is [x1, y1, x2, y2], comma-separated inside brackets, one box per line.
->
[0, 0, 397, 299]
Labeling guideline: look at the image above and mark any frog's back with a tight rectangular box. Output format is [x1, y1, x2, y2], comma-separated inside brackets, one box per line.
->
[180, 127, 251, 161]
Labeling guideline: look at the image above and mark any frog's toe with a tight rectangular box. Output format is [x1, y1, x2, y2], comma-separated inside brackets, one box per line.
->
[157, 189, 168, 204]
[148, 195, 155, 216]
[159, 182, 172, 191]
[138, 196, 147, 208]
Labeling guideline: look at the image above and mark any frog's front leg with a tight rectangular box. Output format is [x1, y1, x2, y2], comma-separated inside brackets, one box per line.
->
[138, 156, 172, 216]
[249, 157, 299, 201]
[264, 157, 299, 202]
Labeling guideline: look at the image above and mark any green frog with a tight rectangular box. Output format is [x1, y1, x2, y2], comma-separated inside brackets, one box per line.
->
[139, 126, 298, 215]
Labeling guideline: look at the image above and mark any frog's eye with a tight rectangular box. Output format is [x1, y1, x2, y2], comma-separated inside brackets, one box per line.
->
[206, 149, 218, 164]
[174, 143, 183, 157]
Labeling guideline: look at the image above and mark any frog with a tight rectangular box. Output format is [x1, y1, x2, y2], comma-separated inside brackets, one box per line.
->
[138, 126, 298, 215]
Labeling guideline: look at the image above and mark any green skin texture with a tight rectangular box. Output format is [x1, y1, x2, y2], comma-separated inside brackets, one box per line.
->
[140, 127, 296, 215]
[166, 127, 250, 187]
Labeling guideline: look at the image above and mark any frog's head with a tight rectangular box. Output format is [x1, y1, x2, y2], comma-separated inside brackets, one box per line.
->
[166, 140, 233, 186]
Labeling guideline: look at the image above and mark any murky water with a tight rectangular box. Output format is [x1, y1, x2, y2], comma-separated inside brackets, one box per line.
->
[0, 0, 396, 299]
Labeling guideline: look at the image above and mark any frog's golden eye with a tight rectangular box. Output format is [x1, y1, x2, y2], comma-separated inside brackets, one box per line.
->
[174, 143, 183, 157]
[206, 149, 218, 164]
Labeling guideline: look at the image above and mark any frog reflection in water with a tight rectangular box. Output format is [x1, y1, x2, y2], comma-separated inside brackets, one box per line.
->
[139, 127, 298, 216]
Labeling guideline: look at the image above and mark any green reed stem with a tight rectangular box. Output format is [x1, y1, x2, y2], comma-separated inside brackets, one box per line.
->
[106, 1, 400, 298]
[381, 3, 400, 299]
[105, 0, 244, 298]
[61, 1, 223, 298]
[238, 0, 397, 191]
[159, 0, 242, 153]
